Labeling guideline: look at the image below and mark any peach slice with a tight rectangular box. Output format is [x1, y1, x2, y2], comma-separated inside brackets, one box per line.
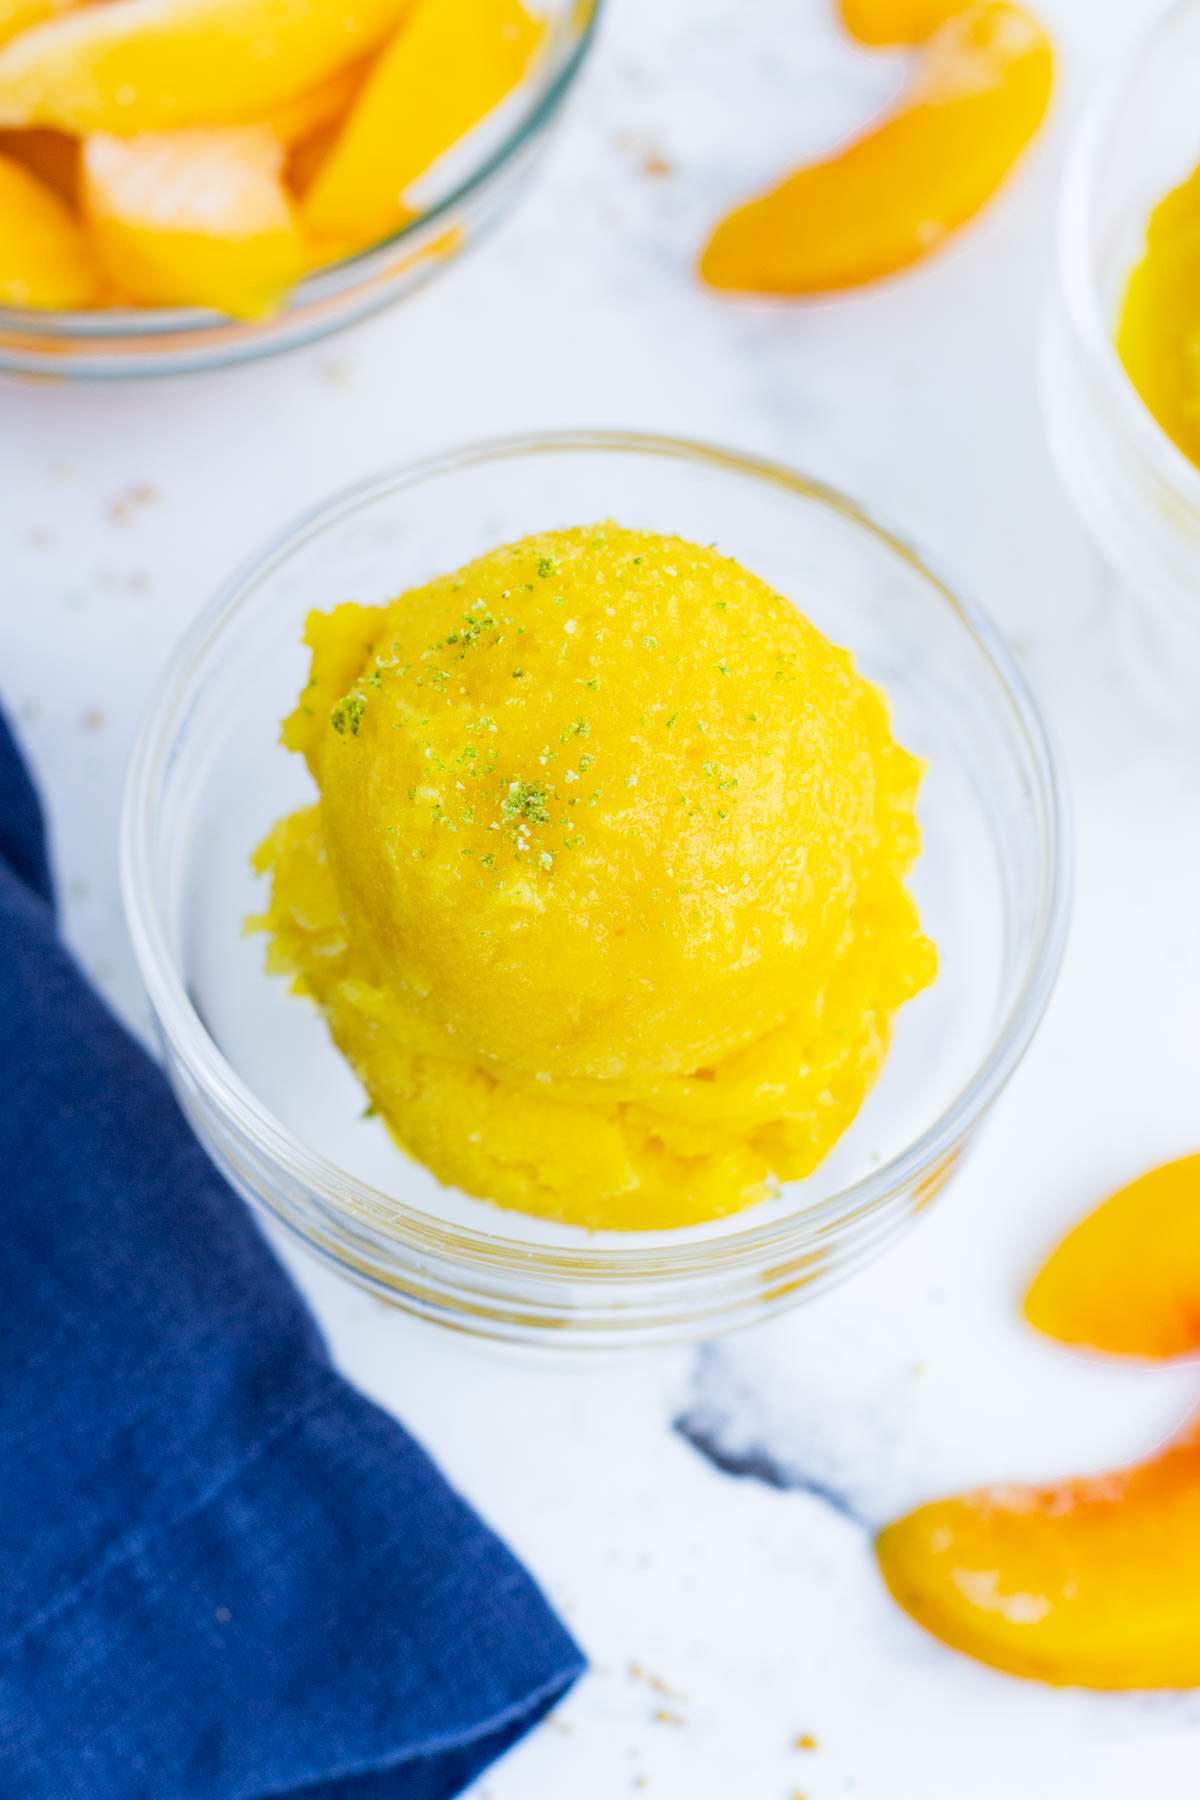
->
[265, 57, 370, 152]
[0, 0, 412, 135]
[699, 0, 1053, 295]
[83, 127, 306, 315]
[0, 145, 97, 304]
[0, 0, 85, 52]
[0, 125, 80, 200]
[303, 0, 544, 253]
[1024, 1153, 1200, 1360]
[839, 0, 967, 47]
[877, 1419, 1200, 1688]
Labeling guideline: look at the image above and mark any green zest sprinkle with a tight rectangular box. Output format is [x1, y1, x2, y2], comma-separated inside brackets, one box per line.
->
[537, 557, 556, 578]
[501, 780, 551, 826]
[331, 694, 366, 736]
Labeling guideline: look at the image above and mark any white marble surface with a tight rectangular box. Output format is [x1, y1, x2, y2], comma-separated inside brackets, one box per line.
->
[5, 0, 1200, 1793]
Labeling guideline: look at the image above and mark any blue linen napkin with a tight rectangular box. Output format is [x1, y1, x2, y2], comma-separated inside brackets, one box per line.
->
[0, 707, 584, 1800]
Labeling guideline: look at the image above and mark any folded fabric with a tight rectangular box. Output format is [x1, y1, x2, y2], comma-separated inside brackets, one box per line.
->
[0, 707, 584, 1800]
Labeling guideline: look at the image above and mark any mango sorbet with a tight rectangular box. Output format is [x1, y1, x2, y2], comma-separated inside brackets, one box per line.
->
[252, 525, 936, 1231]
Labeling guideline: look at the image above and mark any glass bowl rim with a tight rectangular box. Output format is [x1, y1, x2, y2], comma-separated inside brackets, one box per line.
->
[1056, 0, 1200, 513]
[0, 0, 603, 345]
[120, 428, 1072, 1284]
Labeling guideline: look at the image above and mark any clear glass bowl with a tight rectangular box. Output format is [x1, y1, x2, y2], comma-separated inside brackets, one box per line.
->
[121, 432, 1069, 1349]
[1043, 0, 1200, 700]
[0, 0, 600, 380]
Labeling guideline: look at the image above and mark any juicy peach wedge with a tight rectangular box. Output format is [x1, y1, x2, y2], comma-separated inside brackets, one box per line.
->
[0, 125, 79, 199]
[83, 127, 306, 315]
[0, 146, 97, 304]
[700, 0, 1053, 295]
[0, 0, 412, 134]
[877, 1420, 1200, 1688]
[839, 0, 968, 46]
[1025, 1153, 1200, 1360]
[265, 58, 369, 151]
[303, 0, 544, 253]
[0, 0, 84, 52]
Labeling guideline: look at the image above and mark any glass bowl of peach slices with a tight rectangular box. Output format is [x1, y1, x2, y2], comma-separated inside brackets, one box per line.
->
[0, 0, 599, 376]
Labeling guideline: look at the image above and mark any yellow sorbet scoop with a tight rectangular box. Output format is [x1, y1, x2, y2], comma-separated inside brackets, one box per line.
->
[252, 525, 935, 1231]
[1117, 166, 1200, 472]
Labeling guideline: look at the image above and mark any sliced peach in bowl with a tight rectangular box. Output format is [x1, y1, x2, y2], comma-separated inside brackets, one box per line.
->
[0, 145, 97, 304]
[0, 0, 412, 134]
[0, 0, 85, 52]
[303, 0, 545, 254]
[83, 126, 306, 315]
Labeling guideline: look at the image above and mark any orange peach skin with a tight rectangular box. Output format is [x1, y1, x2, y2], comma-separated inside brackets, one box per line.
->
[839, 0, 968, 47]
[877, 1421, 1200, 1687]
[699, 0, 1053, 296]
[1025, 1153, 1200, 1360]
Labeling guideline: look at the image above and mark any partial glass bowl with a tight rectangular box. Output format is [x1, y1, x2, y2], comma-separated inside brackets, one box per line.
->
[121, 431, 1069, 1349]
[0, 0, 600, 380]
[1043, 0, 1200, 698]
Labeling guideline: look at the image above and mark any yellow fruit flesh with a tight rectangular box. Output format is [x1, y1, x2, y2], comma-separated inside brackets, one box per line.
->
[877, 1424, 1200, 1688]
[252, 526, 935, 1231]
[1117, 166, 1200, 472]
[0, 0, 82, 53]
[0, 0, 412, 134]
[700, 1, 1053, 295]
[0, 123, 79, 199]
[839, 0, 967, 46]
[83, 127, 306, 315]
[0, 144, 96, 303]
[1024, 1153, 1200, 1359]
[303, 0, 544, 252]
[261, 57, 368, 150]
